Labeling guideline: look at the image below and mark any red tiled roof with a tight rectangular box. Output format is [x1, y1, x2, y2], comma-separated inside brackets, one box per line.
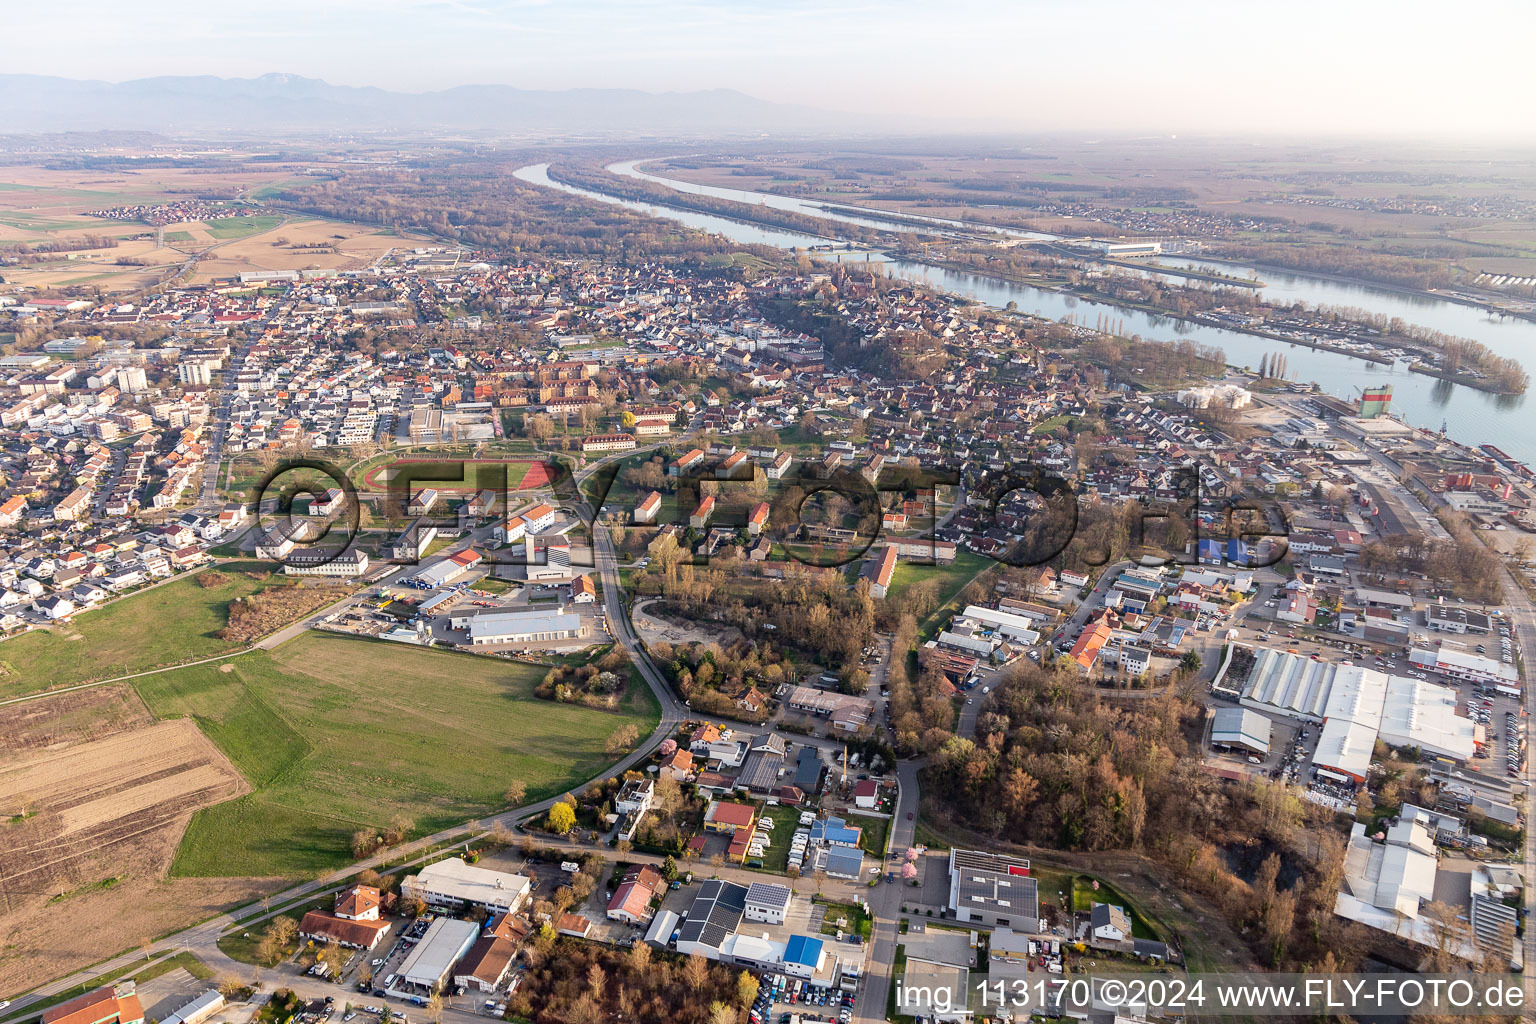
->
[42, 989, 143, 1024]
[335, 884, 381, 918]
[607, 880, 653, 920]
[1070, 620, 1114, 669]
[707, 801, 756, 828]
[299, 910, 391, 949]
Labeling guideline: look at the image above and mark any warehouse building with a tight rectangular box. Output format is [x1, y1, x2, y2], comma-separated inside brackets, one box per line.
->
[1239, 646, 1333, 721]
[675, 880, 748, 959]
[946, 848, 1039, 929]
[1409, 647, 1520, 691]
[1210, 707, 1271, 755]
[158, 992, 224, 1024]
[1425, 605, 1493, 635]
[390, 917, 480, 997]
[954, 605, 1041, 644]
[406, 548, 482, 589]
[1235, 647, 1475, 783]
[453, 608, 588, 646]
[402, 857, 531, 914]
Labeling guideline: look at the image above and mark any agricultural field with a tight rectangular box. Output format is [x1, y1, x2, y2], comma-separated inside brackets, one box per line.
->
[0, 682, 152, 752]
[0, 688, 265, 997]
[202, 214, 285, 239]
[650, 147, 1536, 280]
[0, 565, 351, 700]
[185, 217, 414, 284]
[0, 162, 429, 295]
[137, 632, 660, 878]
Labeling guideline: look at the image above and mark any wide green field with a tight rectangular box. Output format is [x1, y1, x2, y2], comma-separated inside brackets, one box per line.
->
[204, 214, 285, 238]
[885, 549, 990, 610]
[138, 632, 659, 878]
[0, 565, 298, 699]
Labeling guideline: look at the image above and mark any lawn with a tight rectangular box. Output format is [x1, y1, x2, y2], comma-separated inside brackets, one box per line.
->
[849, 812, 891, 857]
[1030, 414, 1074, 435]
[137, 632, 660, 878]
[815, 898, 872, 939]
[1070, 874, 1162, 940]
[885, 550, 994, 640]
[757, 804, 803, 874]
[886, 549, 989, 608]
[218, 896, 333, 965]
[203, 214, 285, 239]
[911, 818, 952, 851]
[0, 564, 308, 699]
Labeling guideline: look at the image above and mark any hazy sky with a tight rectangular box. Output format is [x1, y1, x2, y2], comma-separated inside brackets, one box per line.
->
[11, 0, 1535, 137]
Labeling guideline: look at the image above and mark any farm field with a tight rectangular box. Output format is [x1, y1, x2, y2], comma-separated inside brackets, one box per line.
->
[0, 682, 153, 753]
[202, 214, 285, 238]
[186, 217, 414, 284]
[0, 565, 349, 700]
[0, 687, 266, 998]
[0, 162, 431, 294]
[137, 632, 660, 878]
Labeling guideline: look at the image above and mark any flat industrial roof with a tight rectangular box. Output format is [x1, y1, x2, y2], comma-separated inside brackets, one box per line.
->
[1240, 646, 1334, 720]
[470, 609, 581, 636]
[1211, 707, 1271, 752]
[397, 917, 479, 985]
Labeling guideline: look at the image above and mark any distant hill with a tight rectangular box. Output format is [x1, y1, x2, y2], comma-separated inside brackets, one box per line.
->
[0, 73, 849, 135]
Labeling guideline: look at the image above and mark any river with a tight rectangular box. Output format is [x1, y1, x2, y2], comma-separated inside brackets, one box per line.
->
[513, 161, 1536, 464]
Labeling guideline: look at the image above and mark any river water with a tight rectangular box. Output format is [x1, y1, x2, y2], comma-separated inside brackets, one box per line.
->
[514, 161, 1536, 463]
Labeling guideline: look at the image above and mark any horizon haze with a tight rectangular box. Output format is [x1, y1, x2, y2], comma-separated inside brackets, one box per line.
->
[4, 0, 1534, 139]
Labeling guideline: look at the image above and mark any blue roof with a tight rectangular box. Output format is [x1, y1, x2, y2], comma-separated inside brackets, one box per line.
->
[784, 934, 824, 967]
[1197, 538, 1221, 557]
[810, 816, 862, 846]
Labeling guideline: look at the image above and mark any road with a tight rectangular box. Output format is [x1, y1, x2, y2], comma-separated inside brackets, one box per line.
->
[0, 443, 692, 1023]
[198, 319, 266, 511]
[0, 436, 933, 1020]
[854, 757, 921, 1024]
[1492, 563, 1536, 978]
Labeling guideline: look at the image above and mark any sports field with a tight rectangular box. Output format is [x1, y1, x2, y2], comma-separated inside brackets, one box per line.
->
[0, 565, 332, 700]
[361, 457, 558, 492]
[136, 632, 660, 877]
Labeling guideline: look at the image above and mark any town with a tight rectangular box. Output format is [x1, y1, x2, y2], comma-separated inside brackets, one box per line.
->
[2, 16, 1536, 1024]
[2, 217, 1533, 1024]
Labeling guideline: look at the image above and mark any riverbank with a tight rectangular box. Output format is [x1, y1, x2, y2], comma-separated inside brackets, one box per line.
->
[1196, 252, 1536, 325]
[544, 163, 851, 245]
[1408, 362, 1526, 396]
[904, 253, 1397, 365]
[1106, 256, 1265, 288]
[516, 158, 1536, 460]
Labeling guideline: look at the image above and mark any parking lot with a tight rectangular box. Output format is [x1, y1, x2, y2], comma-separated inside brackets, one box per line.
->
[754, 970, 861, 1024]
